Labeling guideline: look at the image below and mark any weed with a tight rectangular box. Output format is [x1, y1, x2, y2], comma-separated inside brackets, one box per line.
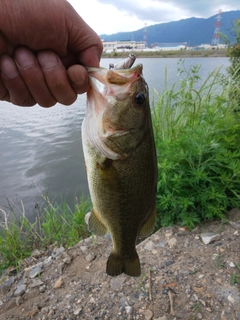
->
[0, 195, 91, 272]
[230, 263, 240, 285]
[152, 61, 240, 229]
[193, 302, 201, 311]
[214, 254, 225, 268]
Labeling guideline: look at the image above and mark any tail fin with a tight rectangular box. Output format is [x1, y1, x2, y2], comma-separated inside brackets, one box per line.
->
[106, 251, 141, 277]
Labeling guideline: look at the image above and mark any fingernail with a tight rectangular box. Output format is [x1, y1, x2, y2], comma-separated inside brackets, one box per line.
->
[14, 49, 36, 68]
[38, 52, 59, 70]
[0, 56, 19, 79]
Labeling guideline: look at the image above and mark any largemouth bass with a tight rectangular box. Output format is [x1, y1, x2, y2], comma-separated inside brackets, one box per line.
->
[82, 59, 157, 277]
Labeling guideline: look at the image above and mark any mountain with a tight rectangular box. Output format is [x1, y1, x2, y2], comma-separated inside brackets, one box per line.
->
[100, 10, 240, 46]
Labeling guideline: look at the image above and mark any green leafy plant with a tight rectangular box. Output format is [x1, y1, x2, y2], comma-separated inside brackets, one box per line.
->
[230, 263, 240, 285]
[221, 19, 240, 108]
[152, 61, 240, 229]
[0, 196, 91, 272]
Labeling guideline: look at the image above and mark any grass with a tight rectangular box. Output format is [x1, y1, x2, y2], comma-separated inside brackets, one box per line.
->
[0, 195, 91, 272]
[152, 60, 240, 229]
[101, 48, 227, 59]
[231, 263, 240, 285]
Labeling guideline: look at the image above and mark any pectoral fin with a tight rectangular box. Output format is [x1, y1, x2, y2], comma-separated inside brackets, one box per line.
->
[138, 205, 156, 237]
[88, 209, 108, 236]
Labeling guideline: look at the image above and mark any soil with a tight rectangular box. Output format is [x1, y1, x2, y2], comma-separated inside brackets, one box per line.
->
[0, 209, 239, 320]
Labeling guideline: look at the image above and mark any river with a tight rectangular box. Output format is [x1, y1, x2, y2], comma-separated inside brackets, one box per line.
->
[0, 57, 230, 219]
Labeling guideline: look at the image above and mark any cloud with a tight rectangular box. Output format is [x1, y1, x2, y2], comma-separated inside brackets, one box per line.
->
[96, 0, 240, 23]
[68, 0, 239, 35]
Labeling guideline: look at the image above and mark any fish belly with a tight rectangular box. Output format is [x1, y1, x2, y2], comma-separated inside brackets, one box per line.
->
[82, 126, 157, 276]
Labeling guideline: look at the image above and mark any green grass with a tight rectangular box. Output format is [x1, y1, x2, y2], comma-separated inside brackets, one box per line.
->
[152, 60, 240, 229]
[101, 48, 227, 59]
[0, 196, 91, 272]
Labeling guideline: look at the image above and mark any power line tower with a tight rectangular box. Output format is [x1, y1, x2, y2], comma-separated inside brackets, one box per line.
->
[212, 9, 222, 45]
[143, 23, 148, 47]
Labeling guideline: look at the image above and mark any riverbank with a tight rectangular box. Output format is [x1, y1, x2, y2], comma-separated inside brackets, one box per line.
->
[0, 208, 239, 320]
[102, 48, 228, 59]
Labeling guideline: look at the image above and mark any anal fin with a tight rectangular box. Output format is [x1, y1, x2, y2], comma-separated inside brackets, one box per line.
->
[88, 209, 108, 236]
[138, 205, 156, 238]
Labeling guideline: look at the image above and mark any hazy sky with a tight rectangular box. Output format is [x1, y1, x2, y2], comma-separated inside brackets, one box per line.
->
[67, 0, 239, 35]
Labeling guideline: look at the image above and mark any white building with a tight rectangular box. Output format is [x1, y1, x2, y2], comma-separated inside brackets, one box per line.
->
[152, 45, 186, 51]
[102, 40, 146, 52]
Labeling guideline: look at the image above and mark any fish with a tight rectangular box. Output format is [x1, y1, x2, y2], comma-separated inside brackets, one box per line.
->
[82, 59, 157, 277]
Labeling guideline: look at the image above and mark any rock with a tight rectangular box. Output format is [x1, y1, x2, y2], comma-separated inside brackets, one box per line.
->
[125, 306, 133, 314]
[14, 284, 26, 297]
[110, 276, 125, 290]
[62, 252, 72, 264]
[74, 307, 82, 315]
[29, 265, 42, 278]
[15, 296, 23, 306]
[53, 276, 63, 289]
[221, 311, 228, 320]
[156, 240, 168, 248]
[80, 246, 89, 253]
[43, 256, 53, 267]
[140, 309, 153, 320]
[31, 249, 41, 258]
[229, 262, 235, 267]
[144, 240, 155, 251]
[39, 285, 46, 293]
[3, 276, 15, 288]
[213, 241, 222, 247]
[165, 261, 174, 267]
[168, 237, 177, 248]
[227, 294, 235, 303]
[29, 279, 44, 288]
[192, 293, 199, 301]
[236, 312, 240, 320]
[52, 246, 65, 258]
[58, 262, 64, 274]
[154, 317, 167, 320]
[165, 232, 173, 239]
[229, 221, 240, 229]
[86, 253, 96, 262]
[200, 232, 221, 245]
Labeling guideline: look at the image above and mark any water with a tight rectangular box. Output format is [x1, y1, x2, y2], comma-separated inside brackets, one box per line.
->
[0, 57, 230, 219]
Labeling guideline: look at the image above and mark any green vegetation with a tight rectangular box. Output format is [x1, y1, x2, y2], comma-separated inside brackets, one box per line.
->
[152, 60, 240, 229]
[0, 196, 91, 272]
[226, 19, 240, 108]
[230, 263, 240, 285]
[101, 48, 227, 59]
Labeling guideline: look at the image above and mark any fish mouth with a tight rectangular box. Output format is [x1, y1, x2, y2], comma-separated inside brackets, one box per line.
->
[86, 64, 143, 74]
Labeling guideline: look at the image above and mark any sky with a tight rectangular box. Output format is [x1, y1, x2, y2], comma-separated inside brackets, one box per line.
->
[67, 0, 239, 35]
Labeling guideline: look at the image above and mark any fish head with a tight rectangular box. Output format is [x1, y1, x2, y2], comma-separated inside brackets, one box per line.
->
[85, 64, 151, 160]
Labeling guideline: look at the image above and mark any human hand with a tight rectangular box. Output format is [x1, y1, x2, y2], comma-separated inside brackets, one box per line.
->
[0, 0, 103, 107]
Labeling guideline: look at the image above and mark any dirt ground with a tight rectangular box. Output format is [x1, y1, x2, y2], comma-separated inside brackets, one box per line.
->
[0, 208, 239, 320]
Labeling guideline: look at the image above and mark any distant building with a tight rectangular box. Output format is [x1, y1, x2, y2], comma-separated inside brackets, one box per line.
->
[150, 42, 187, 51]
[102, 40, 146, 52]
[199, 43, 227, 49]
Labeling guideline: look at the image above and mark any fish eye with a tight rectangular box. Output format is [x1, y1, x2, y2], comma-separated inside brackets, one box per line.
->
[134, 92, 146, 105]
